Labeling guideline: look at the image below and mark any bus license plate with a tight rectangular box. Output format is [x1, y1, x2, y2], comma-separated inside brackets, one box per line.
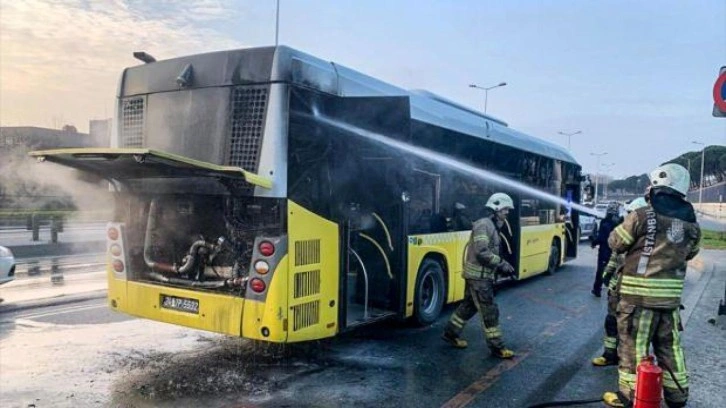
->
[160, 295, 199, 314]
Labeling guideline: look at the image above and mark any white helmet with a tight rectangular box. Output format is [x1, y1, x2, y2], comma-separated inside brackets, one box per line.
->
[649, 163, 690, 196]
[626, 197, 648, 213]
[486, 193, 514, 211]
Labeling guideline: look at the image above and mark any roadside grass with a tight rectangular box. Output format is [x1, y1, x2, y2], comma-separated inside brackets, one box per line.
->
[702, 229, 726, 250]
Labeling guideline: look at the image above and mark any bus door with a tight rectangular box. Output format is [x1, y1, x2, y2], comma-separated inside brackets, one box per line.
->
[313, 95, 411, 328]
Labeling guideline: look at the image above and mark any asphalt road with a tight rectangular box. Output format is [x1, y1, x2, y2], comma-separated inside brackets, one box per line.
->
[1, 245, 723, 408]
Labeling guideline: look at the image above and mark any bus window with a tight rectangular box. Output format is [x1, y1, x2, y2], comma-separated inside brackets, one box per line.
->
[407, 176, 435, 234]
[520, 199, 540, 226]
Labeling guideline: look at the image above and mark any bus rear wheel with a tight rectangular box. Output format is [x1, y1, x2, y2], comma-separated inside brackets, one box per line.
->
[413, 259, 445, 326]
[546, 242, 560, 275]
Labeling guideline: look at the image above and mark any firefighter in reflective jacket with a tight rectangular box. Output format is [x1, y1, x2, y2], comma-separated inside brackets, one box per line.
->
[602, 164, 701, 408]
[592, 197, 649, 367]
[442, 192, 516, 359]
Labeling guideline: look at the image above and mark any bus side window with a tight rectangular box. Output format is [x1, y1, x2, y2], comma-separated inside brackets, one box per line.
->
[520, 198, 540, 226]
[407, 173, 436, 234]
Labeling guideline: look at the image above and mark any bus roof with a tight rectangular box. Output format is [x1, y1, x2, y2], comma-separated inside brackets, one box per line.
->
[121, 46, 578, 165]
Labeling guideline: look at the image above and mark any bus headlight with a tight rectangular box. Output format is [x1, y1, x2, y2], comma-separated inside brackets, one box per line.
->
[254, 260, 270, 274]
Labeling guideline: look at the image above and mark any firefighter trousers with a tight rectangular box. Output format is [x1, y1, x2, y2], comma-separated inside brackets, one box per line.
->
[444, 278, 505, 350]
[616, 299, 688, 406]
[602, 289, 619, 356]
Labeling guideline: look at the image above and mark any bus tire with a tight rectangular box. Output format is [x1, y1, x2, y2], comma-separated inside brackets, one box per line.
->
[546, 242, 560, 275]
[413, 259, 445, 326]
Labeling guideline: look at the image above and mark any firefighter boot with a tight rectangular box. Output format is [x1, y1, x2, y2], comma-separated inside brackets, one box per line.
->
[491, 347, 514, 359]
[602, 391, 632, 408]
[441, 332, 468, 349]
[592, 350, 618, 366]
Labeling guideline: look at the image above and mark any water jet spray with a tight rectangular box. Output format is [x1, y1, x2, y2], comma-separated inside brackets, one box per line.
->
[311, 113, 601, 218]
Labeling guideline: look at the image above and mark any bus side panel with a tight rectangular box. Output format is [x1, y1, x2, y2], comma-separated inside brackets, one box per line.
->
[242, 254, 289, 342]
[124, 282, 245, 336]
[286, 201, 340, 342]
[519, 225, 553, 279]
[404, 231, 468, 318]
[557, 222, 568, 265]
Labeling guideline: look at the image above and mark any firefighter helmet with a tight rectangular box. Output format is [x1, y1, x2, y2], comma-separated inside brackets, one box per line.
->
[649, 163, 690, 197]
[626, 197, 648, 213]
[486, 193, 514, 211]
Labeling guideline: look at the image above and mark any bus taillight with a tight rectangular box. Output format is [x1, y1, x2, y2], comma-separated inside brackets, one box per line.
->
[259, 241, 275, 256]
[112, 259, 125, 273]
[109, 244, 122, 257]
[250, 278, 266, 293]
[254, 260, 270, 274]
[108, 227, 119, 241]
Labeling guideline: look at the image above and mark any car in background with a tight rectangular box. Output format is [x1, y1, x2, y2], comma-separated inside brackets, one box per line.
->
[594, 203, 609, 218]
[579, 213, 598, 241]
[0, 246, 16, 285]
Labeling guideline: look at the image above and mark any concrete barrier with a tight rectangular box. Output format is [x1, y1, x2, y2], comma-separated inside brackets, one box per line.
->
[694, 203, 724, 219]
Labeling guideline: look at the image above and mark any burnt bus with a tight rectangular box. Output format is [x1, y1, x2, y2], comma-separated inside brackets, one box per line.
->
[32, 46, 582, 343]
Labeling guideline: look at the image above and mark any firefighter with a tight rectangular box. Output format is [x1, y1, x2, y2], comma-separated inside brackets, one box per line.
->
[592, 197, 648, 367]
[441, 192, 516, 359]
[590, 202, 622, 297]
[602, 164, 700, 408]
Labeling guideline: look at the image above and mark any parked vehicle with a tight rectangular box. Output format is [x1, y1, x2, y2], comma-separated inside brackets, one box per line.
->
[594, 203, 609, 218]
[0, 246, 16, 285]
[579, 214, 598, 240]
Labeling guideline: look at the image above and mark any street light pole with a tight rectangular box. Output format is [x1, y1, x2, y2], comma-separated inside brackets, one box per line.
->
[590, 152, 608, 203]
[602, 163, 615, 200]
[275, 0, 280, 46]
[469, 82, 507, 114]
[692, 141, 706, 209]
[558, 130, 582, 150]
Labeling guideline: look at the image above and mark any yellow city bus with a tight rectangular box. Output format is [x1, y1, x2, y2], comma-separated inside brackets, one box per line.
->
[31, 46, 583, 343]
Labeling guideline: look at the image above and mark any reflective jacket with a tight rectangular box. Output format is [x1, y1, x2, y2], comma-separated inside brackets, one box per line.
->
[602, 252, 624, 292]
[608, 201, 700, 309]
[463, 216, 503, 280]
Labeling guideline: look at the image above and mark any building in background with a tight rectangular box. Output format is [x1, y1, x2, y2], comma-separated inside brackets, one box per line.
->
[89, 119, 112, 147]
[0, 126, 93, 151]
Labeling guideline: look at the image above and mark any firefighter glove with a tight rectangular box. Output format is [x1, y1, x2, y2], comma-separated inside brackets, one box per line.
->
[497, 260, 515, 278]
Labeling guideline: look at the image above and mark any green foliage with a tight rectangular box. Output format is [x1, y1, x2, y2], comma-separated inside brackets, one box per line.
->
[664, 145, 726, 188]
[607, 145, 725, 194]
[701, 229, 726, 250]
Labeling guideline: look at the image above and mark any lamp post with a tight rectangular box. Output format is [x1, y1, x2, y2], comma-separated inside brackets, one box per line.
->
[558, 130, 582, 151]
[602, 163, 615, 200]
[469, 82, 507, 114]
[275, 0, 280, 46]
[692, 141, 706, 209]
[590, 152, 608, 203]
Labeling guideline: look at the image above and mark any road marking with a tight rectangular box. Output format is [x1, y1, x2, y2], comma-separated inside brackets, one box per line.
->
[17, 303, 106, 319]
[441, 350, 532, 408]
[440, 305, 587, 408]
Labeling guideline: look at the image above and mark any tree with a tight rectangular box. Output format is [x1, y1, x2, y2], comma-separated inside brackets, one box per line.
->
[607, 145, 724, 194]
[662, 145, 725, 188]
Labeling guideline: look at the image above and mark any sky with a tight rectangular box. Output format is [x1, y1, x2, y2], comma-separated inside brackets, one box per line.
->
[0, 0, 724, 177]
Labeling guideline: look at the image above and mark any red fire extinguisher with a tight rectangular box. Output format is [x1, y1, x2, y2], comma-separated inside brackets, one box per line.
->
[634, 355, 663, 408]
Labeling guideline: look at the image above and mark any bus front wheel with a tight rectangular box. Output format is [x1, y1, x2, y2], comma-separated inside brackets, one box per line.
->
[414, 259, 445, 326]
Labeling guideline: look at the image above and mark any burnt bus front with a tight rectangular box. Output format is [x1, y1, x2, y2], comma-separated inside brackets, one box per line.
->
[33, 47, 341, 343]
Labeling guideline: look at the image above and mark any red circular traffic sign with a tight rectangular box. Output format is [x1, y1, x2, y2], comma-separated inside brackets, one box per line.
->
[713, 71, 726, 112]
